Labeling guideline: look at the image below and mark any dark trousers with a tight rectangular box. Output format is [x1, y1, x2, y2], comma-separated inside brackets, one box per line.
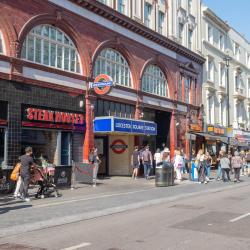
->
[20, 175, 30, 198]
[222, 169, 230, 182]
[234, 168, 241, 181]
[198, 166, 205, 183]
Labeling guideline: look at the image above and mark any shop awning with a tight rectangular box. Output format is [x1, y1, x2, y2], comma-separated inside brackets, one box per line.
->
[191, 132, 228, 144]
[94, 116, 157, 135]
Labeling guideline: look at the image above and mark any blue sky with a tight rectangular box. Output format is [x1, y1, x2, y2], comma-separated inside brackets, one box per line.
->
[203, 0, 250, 41]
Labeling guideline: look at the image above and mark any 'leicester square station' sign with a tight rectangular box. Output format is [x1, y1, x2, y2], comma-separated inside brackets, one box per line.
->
[94, 117, 157, 136]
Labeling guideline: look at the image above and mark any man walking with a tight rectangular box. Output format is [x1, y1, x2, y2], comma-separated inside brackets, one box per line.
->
[142, 146, 153, 180]
[20, 147, 35, 202]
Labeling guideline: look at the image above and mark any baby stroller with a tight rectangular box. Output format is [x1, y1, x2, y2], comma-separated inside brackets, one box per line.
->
[31, 166, 59, 199]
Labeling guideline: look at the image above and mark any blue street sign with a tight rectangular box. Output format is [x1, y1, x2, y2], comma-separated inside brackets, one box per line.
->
[94, 117, 157, 135]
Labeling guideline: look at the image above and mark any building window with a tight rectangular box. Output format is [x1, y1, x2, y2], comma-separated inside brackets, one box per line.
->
[158, 11, 165, 34]
[219, 63, 226, 87]
[144, 3, 152, 28]
[219, 33, 224, 51]
[207, 59, 214, 82]
[178, 75, 183, 101]
[179, 23, 184, 44]
[117, 0, 127, 15]
[234, 42, 240, 60]
[21, 24, 81, 73]
[184, 77, 191, 103]
[219, 99, 226, 126]
[188, 29, 193, 50]
[246, 53, 250, 68]
[188, 0, 192, 13]
[142, 65, 168, 97]
[207, 95, 214, 124]
[248, 78, 250, 98]
[207, 25, 213, 44]
[177, 0, 182, 8]
[235, 72, 240, 91]
[94, 48, 132, 87]
[0, 32, 3, 54]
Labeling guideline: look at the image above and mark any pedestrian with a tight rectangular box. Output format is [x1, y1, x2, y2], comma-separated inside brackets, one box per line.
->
[173, 149, 183, 182]
[89, 147, 101, 187]
[10, 159, 22, 199]
[162, 148, 171, 168]
[216, 150, 223, 181]
[220, 151, 231, 182]
[246, 149, 250, 177]
[142, 146, 153, 180]
[240, 151, 246, 176]
[131, 146, 140, 179]
[19, 146, 35, 202]
[180, 149, 188, 174]
[154, 148, 162, 168]
[196, 149, 206, 184]
[204, 151, 212, 181]
[231, 151, 243, 183]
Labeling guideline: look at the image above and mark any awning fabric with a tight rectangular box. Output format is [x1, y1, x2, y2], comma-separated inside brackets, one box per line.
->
[94, 116, 157, 136]
[191, 132, 228, 144]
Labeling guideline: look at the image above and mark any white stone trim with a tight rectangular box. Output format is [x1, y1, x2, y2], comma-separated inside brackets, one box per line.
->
[23, 66, 86, 90]
[48, 0, 177, 59]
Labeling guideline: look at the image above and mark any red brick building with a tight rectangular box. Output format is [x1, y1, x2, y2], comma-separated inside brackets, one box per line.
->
[0, 0, 205, 175]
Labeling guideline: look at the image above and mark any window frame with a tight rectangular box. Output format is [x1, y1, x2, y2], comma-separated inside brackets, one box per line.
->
[141, 65, 168, 97]
[21, 24, 81, 74]
[94, 48, 132, 88]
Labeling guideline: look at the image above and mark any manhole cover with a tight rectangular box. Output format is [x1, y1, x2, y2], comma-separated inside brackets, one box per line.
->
[170, 204, 204, 210]
[0, 243, 45, 250]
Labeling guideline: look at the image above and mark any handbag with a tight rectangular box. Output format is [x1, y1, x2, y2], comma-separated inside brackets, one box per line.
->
[156, 161, 163, 167]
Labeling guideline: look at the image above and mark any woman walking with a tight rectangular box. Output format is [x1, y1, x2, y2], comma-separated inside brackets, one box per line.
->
[162, 148, 171, 168]
[220, 151, 231, 182]
[89, 147, 101, 187]
[196, 149, 206, 184]
[205, 152, 212, 181]
[131, 146, 140, 179]
[154, 148, 162, 169]
[231, 151, 243, 183]
[173, 149, 183, 181]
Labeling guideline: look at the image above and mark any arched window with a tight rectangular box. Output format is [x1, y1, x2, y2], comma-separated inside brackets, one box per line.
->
[0, 31, 4, 54]
[94, 48, 132, 87]
[142, 65, 168, 97]
[21, 24, 81, 73]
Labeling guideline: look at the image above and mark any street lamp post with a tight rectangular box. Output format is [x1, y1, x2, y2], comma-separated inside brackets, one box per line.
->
[223, 55, 232, 150]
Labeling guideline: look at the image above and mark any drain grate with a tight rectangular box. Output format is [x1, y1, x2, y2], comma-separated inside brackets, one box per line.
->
[170, 204, 204, 210]
[0, 243, 46, 250]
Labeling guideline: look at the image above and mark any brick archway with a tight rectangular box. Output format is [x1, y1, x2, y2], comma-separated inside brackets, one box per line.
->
[17, 13, 91, 77]
[91, 39, 139, 90]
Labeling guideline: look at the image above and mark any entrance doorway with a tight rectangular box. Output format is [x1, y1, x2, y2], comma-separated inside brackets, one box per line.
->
[95, 136, 109, 175]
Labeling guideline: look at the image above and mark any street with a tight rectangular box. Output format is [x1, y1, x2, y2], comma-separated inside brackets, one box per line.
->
[0, 177, 250, 250]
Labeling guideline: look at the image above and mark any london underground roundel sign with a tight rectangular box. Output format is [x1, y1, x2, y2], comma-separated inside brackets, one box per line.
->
[110, 139, 128, 154]
[91, 74, 113, 95]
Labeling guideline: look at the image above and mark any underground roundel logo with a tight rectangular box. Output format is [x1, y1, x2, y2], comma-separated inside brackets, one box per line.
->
[110, 139, 128, 154]
[92, 74, 113, 95]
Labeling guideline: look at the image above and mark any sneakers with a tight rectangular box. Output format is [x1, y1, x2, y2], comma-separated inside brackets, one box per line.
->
[22, 197, 30, 202]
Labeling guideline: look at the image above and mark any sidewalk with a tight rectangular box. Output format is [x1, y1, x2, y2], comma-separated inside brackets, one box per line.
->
[0, 174, 249, 238]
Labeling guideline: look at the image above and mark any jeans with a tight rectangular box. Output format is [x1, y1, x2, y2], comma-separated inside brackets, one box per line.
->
[234, 168, 241, 181]
[93, 163, 99, 185]
[205, 165, 211, 178]
[143, 162, 151, 179]
[216, 165, 222, 179]
[222, 168, 230, 182]
[198, 166, 205, 183]
[19, 175, 30, 198]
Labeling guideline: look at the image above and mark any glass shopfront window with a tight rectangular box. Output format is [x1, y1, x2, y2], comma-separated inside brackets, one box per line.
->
[0, 128, 5, 166]
[21, 129, 72, 166]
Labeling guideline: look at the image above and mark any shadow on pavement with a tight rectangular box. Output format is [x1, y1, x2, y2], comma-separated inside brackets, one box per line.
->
[0, 204, 32, 214]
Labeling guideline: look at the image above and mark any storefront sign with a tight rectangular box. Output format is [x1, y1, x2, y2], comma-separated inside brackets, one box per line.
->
[21, 105, 85, 131]
[207, 125, 226, 136]
[0, 101, 8, 126]
[94, 117, 157, 136]
[190, 123, 202, 132]
[90, 74, 114, 95]
[110, 139, 128, 154]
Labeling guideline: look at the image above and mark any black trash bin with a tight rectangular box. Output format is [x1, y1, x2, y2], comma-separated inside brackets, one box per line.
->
[155, 164, 174, 187]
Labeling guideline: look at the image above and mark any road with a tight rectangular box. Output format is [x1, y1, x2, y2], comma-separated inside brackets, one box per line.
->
[0, 178, 250, 250]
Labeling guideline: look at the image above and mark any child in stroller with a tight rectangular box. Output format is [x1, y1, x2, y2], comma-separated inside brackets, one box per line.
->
[31, 166, 59, 199]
